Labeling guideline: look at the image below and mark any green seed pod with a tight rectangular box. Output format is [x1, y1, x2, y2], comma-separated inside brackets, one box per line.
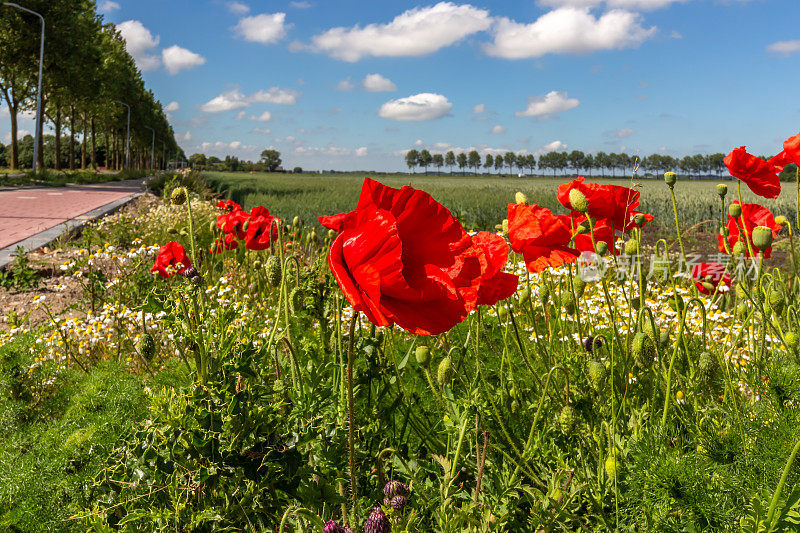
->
[659, 330, 670, 348]
[624, 239, 639, 256]
[605, 454, 619, 478]
[415, 346, 431, 366]
[664, 172, 677, 188]
[698, 351, 716, 379]
[633, 213, 646, 227]
[137, 333, 156, 361]
[562, 291, 576, 315]
[573, 275, 587, 298]
[575, 221, 590, 234]
[728, 203, 742, 219]
[209, 220, 219, 234]
[768, 290, 784, 315]
[170, 187, 187, 205]
[309, 229, 319, 243]
[595, 241, 608, 256]
[253, 260, 262, 270]
[289, 287, 305, 313]
[642, 320, 658, 342]
[292, 216, 301, 227]
[732, 241, 746, 257]
[515, 191, 528, 205]
[752, 226, 774, 252]
[785, 332, 799, 349]
[497, 305, 509, 321]
[518, 287, 531, 304]
[588, 361, 607, 392]
[717, 183, 728, 197]
[501, 219, 509, 237]
[538, 285, 550, 305]
[775, 215, 789, 227]
[735, 284, 746, 299]
[736, 302, 749, 318]
[437, 356, 452, 387]
[559, 405, 576, 435]
[568, 189, 588, 213]
[266, 255, 282, 287]
[631, 332, 654, 367]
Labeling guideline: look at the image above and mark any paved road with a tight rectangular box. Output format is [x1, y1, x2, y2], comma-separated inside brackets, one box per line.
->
[0, 179, 146, 250]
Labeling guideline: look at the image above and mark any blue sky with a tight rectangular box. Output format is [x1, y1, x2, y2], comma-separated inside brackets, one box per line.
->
[4, 0, 800, 171]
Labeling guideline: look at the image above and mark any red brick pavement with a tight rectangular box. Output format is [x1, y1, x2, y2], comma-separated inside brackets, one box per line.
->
[0, 182, 142, 249]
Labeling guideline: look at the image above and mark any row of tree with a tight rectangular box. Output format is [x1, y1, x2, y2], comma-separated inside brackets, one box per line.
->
[0, 0, 181, 172]
[404, 149, 736, 178]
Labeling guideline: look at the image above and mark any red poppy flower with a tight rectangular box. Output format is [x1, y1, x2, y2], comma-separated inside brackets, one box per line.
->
[723, 146, 781, 199]
[691, 262, 731, 295]
[472, 231, 519, 306]
[217, 208, 250, 240]
[781, 131, 800, 166]
[244, 206, 281, 251]
[571, 214, 616, 255]
[768, 150, 793, 170]
[508, 203, 579, 273]
[151, 241, 191, 278]
[217, 199, 242, 212]
[557, 177, 653, 231]
[319, 178, 484, 335]
[718, 201, 781, 258]
[209, 233, 238, 254]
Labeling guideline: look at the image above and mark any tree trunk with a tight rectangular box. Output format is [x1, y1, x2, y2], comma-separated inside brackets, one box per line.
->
[81, 112, 87, 169]
[104, 130, 110, 169]
[90, 116, 96, 170]
[69, 105, 76, 171]
[54, 105, 62, 170]
[8, 106, 19, 169]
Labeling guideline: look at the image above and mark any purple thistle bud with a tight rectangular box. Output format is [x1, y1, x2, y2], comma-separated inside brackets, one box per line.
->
[389, 495, 406, 512]
[364, 507, 391, 533]
[182, 266, 199, 278]
[324, 520, 345, 533]
[383, 480, 409, 499]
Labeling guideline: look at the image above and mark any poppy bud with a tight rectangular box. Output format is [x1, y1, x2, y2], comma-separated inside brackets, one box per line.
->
[633, 213, 645, 227]
[728, 204, 742, 219]
[518, 287, 531, 303]
[290, 287, 305, 313]
[717, 183, 728, 197]
[631, 332, 654, 366]
[768, 290, 784, 315]
[209, 220, 218, 233]
[735, 284, 746, 299]
[568, 189, 589, 213]
[736, 302, 748, 317]
[575, 221, 590, 234]
[137, 333, 156, 361]
[732, 241, 745, 257]
[266, 255, 282, 287]
[415, 345, 430, 366]
[253, 260, 262, 270]
[573, 275, 586, 298]
[721, 227, 730, 237]
[698, 351, 716, 379]
[497, 305, 509, 321]
[501, 219, 509, 236]
[775, 215, 789, 227]
[167, 227, 179, 235]
[588, 361, 607, 391]
[309, 229, 319, 243]
[624, 239, 639, 256]
[293, 216, 300, 227]
[437, 356, 452, 387]
[752, 226, 774, 252]
[664, 172, 677, 188]
[242, 220, 250, 232]
[562, 292, 576, 315]
[559, 405, 576, 435]
[786, 332, 799, 349]
[595, 241, 608, 256]
[604, 454, 619, 478]
[515, 191, 528, 205]
[327, 229, 337, 241]
[170, 187, 187, 205]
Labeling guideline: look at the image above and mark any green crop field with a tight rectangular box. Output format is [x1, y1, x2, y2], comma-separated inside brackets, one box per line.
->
[203, 171, 798, 233]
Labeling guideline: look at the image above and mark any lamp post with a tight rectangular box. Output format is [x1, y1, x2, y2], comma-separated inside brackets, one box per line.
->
[161, 139, 165, 170]
[4, 3, 44, 173]
[144, 126, 155, 170]
[114, 100, 130, 170]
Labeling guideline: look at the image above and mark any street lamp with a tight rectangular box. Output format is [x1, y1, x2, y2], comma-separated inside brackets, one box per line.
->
[161, 139, 165, 170]
[114, 100, 130, 170]
[144, 126, 155, 170]
[4, 3, 44, 173]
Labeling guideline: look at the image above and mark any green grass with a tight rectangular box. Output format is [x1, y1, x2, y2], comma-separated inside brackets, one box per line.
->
[203, 171, 798, 232]
[0, 334, 187, 532]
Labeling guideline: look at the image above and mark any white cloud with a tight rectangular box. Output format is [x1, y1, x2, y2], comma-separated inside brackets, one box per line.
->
[234, 111, 246, 120]
[490, 125, 506, 134]
[164, 101, 180, 112]
[310, 2, 491, 62]
[767, 40, 800, 55]
[335, 78, 355, 91]
[537, 0, 687, 9]
[227, 1, 250, 14]
[378, 93, 452, 122]
[250, 111, 272, 121]
[414, 139, 424, 146]
[234, 13, 288, 44]
[100, 1, 121, 12]
[252, 127, 271, 134]
[362, 73, 396, 92]
[355, 147, 368, 156]
[606, 128, 634, 138]
[485, 8, 656, 59]
[250, 87, 300, 105]
[117, 20, 161, 71]
[472, 103, 485, 113]
[290, 1, 311, 7]
[200, 89, 249, 113]
[161, 45, 206, 74]
[515, 91, 579, 118]
[536, 140, 567, 155]
[3, 130, 30, 143]
[294, 145, 353, 156]
[175, 131, 192, 141]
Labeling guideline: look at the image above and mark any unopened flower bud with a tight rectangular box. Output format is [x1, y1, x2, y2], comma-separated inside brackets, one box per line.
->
[728, 203, 742, 219]
[501, 219, 509, 236]
[664, 172, 677, 187]
[170, 187, 187, 205]
[588, 361, 607, 391]
[415, 345, 430, 366]
[515, 191, 528, 205]
[732, 241, 745, 257]
[786, 332, 799, 349]
[573, 275, 586, 298]
[327, 229, 337, 241]
[595, 241, 608, 256]
[518, 287, 531, 303]
[605, 453, 619, 478]
[437, 356, 452, 387]
[253, 260, 262, 270]
[624, 239, 639, 256]
[559, 405, 576, 435]
[292, 215, 300, 227]
[137, 333, 156, 361]
[752, 226, 774, 252]
[538, 285, 550, 305]
[775, 215, 789, 227]
[562, 291, 576, 315]
[717, 183, 728, 197]
[633, 213, 645, 227]
[568, 189, 589, 213]
[265, 255, 282, 287]
[497, 305, 509, 321]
